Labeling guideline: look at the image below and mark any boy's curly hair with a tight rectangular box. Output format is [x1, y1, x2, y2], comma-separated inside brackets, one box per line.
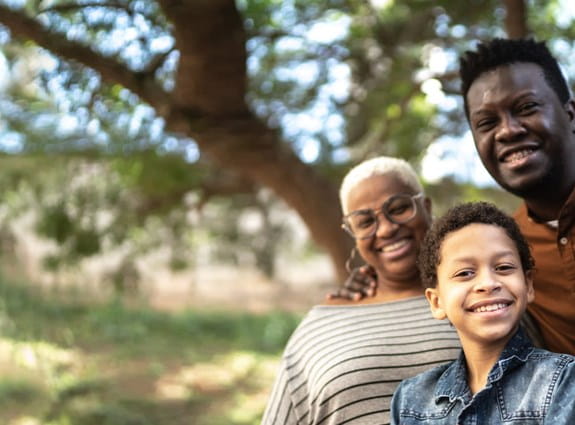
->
[459, 38, 570, 118]
[418, 202, 534, 288]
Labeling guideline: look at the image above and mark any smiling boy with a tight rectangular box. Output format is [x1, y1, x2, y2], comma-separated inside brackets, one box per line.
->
[390, 202, 575, 425]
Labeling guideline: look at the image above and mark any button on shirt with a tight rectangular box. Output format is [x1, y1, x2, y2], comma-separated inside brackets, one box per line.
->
[390, 329, 575, 425]
[513, 188, 575, 355]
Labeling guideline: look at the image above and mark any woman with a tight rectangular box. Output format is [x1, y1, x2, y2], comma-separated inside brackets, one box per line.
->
[261, 156, 461, 425]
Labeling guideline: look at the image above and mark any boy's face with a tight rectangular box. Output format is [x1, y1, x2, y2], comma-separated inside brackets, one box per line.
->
[425, 223, 534, 348]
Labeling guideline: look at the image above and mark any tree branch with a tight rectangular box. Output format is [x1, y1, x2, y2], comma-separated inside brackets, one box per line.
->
[39, 2, 129, 14]
[503, 0, 528, 39]
[143, 47, 175, 75]
[0, 4, 170, 113]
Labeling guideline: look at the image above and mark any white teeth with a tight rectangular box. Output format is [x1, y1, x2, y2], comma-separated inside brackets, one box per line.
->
[473, 303, 508, 313]
[381, 240, 408, 253]
[505, 149, 534, 163]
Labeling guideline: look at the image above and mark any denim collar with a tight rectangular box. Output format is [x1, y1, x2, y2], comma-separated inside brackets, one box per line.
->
[434, 328, 533, 403]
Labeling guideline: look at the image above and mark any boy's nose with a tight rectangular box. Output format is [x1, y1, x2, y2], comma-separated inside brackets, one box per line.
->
[474, 274, 502, 293]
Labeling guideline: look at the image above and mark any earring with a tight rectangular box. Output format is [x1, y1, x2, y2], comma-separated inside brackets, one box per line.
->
[345, 247, 359, 274]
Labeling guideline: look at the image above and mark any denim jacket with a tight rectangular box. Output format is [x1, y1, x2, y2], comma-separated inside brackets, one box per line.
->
[391, 328, 575, 424]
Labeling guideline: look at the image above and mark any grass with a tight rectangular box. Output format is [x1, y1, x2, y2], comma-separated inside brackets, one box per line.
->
[0, 273, 301, 425]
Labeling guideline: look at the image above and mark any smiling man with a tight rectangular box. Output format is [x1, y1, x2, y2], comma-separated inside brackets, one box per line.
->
[459, 38, 575, 354]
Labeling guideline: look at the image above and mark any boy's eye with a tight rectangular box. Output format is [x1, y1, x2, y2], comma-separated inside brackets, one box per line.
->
[452, 269, 475, 279]
[495, 263, 517, 273]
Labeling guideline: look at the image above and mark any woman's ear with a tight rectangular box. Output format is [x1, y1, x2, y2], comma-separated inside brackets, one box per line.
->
[425, 287, 447, 320]
[525, 270, 535, 304]
[424, 196, 432, 215]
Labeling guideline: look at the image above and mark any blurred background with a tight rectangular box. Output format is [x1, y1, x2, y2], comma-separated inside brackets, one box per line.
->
[0, 0, 573, 424]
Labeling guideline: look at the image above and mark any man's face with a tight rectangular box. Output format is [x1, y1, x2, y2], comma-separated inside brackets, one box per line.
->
[466, 63, 575, 198]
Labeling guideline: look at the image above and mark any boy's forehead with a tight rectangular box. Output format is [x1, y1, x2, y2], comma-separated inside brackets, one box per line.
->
[440, 223, 517, 259]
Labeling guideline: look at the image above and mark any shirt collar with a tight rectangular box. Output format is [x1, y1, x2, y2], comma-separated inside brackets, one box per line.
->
[523, 184, 575, 230]
[434, 328, 533, 402]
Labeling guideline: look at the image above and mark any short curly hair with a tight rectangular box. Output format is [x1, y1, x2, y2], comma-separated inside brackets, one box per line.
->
[418, 202, 534, 288]
[459, 38, 570, 118]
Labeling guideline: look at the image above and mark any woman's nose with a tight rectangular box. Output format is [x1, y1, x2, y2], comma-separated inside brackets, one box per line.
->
[374, 211, 399, 237]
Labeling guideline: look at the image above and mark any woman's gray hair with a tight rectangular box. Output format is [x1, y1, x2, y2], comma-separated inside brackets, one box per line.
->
[339, 156, 423, 214]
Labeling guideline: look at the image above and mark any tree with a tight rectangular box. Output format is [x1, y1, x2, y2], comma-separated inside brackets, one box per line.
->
[0, 0, 356, 279]
[0, 0, 571, 280]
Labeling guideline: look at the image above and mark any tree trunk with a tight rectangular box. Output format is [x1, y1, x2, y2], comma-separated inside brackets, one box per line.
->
[503, 0, 528, 38]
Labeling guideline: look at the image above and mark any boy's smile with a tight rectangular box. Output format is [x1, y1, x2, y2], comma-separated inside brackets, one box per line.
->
[425, 223, 534, 349]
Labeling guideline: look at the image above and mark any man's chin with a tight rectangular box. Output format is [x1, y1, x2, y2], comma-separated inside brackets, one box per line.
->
[496, 171, 550, 200]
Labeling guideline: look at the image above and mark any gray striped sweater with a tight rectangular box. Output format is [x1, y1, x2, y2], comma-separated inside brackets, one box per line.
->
[261, 296, 461, 425]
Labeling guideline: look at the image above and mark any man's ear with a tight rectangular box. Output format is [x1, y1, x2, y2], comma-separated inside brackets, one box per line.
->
[425, 287, 447, 320]
[564, 99, 575, 128]
[525, 270, 535, 304]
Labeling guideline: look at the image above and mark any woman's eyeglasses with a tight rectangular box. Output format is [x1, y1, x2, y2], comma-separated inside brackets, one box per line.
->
[342, 193, 423, 239]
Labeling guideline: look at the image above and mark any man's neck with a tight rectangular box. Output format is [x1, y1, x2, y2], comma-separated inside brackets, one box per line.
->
[524, 182, 575, 222]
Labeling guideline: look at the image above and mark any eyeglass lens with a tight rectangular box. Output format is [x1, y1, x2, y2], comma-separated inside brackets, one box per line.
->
[345, 194, 417, 239]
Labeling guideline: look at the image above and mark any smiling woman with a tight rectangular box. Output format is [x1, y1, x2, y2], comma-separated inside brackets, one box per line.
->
[260, 156, 460, 425]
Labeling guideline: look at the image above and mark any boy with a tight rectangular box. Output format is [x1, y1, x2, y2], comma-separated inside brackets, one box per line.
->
[390, 202, 575, 424]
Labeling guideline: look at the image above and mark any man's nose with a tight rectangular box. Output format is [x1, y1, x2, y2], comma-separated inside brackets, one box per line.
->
[495, 113, 527, 143]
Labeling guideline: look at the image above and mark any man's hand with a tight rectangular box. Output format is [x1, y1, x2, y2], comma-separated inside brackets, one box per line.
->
[326, 265, 378, 301]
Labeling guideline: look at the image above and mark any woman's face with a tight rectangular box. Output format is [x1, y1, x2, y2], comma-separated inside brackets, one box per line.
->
[345, 174, 432, 284]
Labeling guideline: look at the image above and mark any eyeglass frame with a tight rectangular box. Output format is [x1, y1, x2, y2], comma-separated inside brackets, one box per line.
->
[341, 192, 424, 239]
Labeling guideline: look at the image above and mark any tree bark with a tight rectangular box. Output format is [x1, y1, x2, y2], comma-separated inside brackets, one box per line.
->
[503, 0, 528, 38]
[0, 1, 353, 281]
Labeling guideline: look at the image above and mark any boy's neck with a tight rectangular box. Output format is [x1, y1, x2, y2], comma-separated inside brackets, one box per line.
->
[461, 334, 513, 395]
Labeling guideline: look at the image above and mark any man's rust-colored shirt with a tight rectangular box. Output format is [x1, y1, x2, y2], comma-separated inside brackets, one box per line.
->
[514, 190, 575, 355]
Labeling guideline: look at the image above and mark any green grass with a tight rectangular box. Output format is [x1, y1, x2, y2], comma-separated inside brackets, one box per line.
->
[0, 273, 301, 425]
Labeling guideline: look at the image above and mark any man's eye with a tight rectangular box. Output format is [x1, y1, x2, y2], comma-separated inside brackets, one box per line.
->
[518, 102, 538, 114]
[475, 118, 496, 130]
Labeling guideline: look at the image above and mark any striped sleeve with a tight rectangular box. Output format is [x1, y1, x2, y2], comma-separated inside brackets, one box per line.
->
[261, 359, 299, 425]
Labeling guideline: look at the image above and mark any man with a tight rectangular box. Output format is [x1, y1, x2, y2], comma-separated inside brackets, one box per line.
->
[459, 38, 575, 354]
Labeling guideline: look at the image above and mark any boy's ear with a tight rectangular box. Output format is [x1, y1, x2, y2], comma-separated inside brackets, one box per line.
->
[525, 270, 535, 304]
[425, 287, 447, 320]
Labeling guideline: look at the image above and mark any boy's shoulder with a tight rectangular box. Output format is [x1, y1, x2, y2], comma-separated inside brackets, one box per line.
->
[523, 347, 575, 372]
[525, 347, 575, 365]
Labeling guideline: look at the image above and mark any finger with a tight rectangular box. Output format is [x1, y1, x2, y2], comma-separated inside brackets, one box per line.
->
[345, 280, 370, 292]
[336, 288, 362, 301]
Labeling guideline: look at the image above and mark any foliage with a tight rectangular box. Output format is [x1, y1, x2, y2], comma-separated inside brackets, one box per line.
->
[0, 273, 301, 424]
[0, 0, 573, 278]
[0, 156, 303, 288]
